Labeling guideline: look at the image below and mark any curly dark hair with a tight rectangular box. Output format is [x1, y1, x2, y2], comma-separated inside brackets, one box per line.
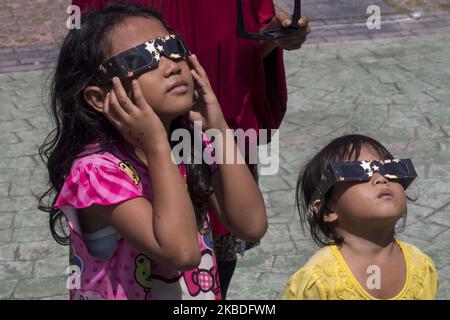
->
[38, 2, 211, 245]
[296, 134, 408, 247]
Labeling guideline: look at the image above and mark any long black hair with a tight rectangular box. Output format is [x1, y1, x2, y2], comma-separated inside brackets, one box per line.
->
[296, 134, 409, 247]
[38, 2, 211, 245]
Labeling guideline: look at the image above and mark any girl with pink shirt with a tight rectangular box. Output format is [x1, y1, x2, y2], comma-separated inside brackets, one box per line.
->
[38, 3, 267, 300]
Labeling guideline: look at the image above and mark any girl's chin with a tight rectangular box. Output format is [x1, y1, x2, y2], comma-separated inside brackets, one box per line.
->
[157, 105, 192, 120]
[364, 212, 405, 224]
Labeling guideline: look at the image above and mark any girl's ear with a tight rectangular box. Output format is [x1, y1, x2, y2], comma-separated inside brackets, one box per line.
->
[312, 199, 338, 223]
[83, 86, 108, 112]
[323, 211, 338, 223]
[311, 199, 321, 215]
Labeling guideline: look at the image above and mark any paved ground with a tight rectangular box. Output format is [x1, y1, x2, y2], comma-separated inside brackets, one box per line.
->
[0, 0, 449, 300]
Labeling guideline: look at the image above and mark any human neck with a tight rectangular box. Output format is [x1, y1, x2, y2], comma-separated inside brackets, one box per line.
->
[335, 224, 397, 256]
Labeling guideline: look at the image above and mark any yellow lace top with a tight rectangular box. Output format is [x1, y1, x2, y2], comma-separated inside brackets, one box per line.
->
[282, 240, 439, 300]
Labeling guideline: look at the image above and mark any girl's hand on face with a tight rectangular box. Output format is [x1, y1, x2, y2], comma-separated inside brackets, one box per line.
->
[188, 54, 228, 131]
[104, 77, 169, 153]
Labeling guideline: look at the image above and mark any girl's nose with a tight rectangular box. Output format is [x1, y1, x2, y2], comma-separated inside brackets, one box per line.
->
[160, 56, 182, 77]
[372, 172, 389, 185]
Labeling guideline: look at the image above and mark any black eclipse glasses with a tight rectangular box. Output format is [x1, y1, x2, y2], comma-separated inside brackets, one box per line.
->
[94, 34, 190, 85]
[311, 159, 417, 203]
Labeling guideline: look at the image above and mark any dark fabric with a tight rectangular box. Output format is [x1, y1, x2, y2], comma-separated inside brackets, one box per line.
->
[217, 259, 238, 300]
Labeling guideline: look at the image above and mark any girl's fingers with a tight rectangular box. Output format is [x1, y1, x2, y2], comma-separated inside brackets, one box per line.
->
[112, 77, 134, 114]
[191, 69, 210, 94]
[298, 15, 310, 28]
[109, 89, 130, 121]
[189, 55, 209, 82]
[191, 65, 213, 92]
[131, 80, 151, 111]
[103, 92, 123, 128]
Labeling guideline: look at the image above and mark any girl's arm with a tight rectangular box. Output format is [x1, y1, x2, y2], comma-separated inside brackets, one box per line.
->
[116, 143, 200, 270]
[208, 128, 268, 242]
[83, 78, 200, 270]
[188, 55, 268, 242]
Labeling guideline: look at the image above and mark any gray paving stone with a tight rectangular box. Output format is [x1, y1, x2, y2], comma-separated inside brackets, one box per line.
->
[403, 221, 448, 242]
[0, 156, 35, 170]
[0, 64, 46, 74]
[263, 223, 292, 244]
[236, 246, 274, 272]
[12, 226, 52, 243]
[33, 255, 68, 278]
[18, 240, 68, 261]
[14, 209, 47, 228]
[276, 0, 397, 20]
[272, 253, 307, 273]
[253, 272, 293, 300]
[266, 189, 297, 209]
[40, 293, 69, 300]
[0, 196, 38, 212]
[0, 133, 21, 145]
[437, 279, 450, 300]
[0, 242, 19, 261]
[0, 120, 34, 133]
[428, 205, 450, 227]
[27, 116, 51, 130]
[263, 239, 298, 255]
[0, 110, 14, 122]
[8, 106, 48, 121]
[397, 234, 434, 252]
[259, 174, 292, 192]
[0, 211, 13, 230]
[15, 128, 50, 145]
[287, 221, 308, 242]
[406, 203, 436, 223]
[11, 174, 48, 198]
[0, 168, 32, 184]
[439, 265, 450, 281]
[0, 228, 12, 244]
[0, 279, 18, 299]
[267, 206, 296, 224]
[226, 270, 260, 299]
[422, 229, 450, 268]
[13, 276, 67, 299]
[411, 25, 450, 35]
[0, 260, 34, 280]
[414, 194, 450, 211]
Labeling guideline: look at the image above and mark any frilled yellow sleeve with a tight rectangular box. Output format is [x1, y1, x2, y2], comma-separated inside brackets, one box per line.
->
[421, 254, 439, 299]
[282, 268, 328, 300]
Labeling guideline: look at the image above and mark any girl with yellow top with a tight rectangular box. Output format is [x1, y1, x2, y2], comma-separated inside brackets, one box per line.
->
[283, 134, 439, 300]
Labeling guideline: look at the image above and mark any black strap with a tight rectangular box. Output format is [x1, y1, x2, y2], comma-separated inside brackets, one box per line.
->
[292, 0, 302, 24]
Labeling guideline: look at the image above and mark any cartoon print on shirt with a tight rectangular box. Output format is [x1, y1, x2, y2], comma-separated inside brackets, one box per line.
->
[72, 290, 104, 300]
[181, 248, 220, 298]
[134, 254, 152, 300]
[198, 220, 214, 249]
[119, 160, 141, 185]
[147, 262, 183, 300]
[69, 245, 83, 272]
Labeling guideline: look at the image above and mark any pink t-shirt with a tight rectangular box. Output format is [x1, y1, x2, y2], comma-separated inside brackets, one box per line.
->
[55, 142, 221, 300]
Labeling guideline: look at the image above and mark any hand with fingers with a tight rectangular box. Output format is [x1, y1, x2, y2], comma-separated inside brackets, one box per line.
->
[104, 77, 169, 153]
[188, 54, 229, 131]
[260, 6, 311, 52]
